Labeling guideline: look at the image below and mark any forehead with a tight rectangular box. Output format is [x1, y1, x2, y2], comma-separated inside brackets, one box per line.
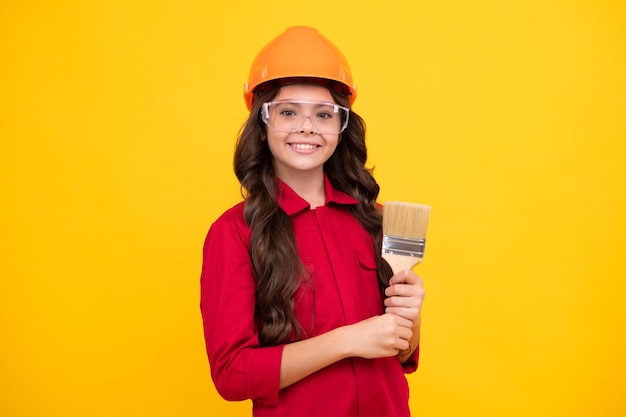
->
[273, 84, 334, 103]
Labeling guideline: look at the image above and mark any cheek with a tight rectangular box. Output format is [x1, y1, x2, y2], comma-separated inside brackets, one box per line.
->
[265, 131, 282, 152]
[326, 136, 340, 152]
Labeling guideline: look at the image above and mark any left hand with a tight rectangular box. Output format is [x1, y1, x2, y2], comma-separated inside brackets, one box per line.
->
[383, 270, 425, 328]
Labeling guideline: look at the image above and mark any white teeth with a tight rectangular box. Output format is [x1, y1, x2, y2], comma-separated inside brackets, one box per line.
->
[291, 143, 317, 150]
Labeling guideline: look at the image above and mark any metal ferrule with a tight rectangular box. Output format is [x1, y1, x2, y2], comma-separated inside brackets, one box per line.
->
[382, 235, 426, 258]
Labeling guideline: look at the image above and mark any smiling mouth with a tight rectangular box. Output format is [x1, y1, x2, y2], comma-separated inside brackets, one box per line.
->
[289, 143, 319, 150]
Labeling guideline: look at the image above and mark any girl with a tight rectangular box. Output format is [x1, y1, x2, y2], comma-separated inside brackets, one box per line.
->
[200, 26, 425, 417]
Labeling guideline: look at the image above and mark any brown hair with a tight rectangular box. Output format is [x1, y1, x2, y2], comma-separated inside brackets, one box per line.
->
[233, 84, 393, 346]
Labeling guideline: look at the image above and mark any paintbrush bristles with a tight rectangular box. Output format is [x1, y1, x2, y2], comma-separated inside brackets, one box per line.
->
[383, 201, 431, 239]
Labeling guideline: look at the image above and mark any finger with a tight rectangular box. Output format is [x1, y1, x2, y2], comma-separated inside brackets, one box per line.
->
[386, 306, 420, 320]
[396, 338, 410, 351]
[386, 305, 422, 323]
[388, 313, 414, 329]
[389, 270, 423, 286]
[388, 270, 411, 285]
[384, 295, 414, 308]
[396, 326, 413, 343]
[386, 283, 424, 298]
[385, 284, 411, 298]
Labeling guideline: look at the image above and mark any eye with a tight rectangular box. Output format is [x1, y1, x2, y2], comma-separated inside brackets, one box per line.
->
[279, 109, 296, 117]
[316, 111, 333, 120]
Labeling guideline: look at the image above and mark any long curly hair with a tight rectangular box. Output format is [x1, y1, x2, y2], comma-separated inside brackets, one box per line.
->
[233, 83, 393, 346]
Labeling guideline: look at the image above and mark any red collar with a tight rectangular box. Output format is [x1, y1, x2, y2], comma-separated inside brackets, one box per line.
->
[276, 174, 359, 216]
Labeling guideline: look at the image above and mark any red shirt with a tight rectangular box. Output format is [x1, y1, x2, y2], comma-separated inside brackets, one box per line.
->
[200, 176, 418, 417]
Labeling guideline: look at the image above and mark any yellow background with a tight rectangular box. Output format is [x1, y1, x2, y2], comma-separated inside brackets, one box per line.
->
[1, 1, 625, 416]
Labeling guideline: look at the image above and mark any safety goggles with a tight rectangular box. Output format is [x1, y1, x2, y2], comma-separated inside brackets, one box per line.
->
[261, 100, 350, 135]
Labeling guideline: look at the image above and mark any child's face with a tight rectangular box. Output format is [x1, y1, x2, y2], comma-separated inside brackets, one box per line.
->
[265, 84, 341, 181]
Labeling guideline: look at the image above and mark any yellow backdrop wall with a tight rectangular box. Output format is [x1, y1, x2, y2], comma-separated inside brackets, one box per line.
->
[1, 1, 625, 416]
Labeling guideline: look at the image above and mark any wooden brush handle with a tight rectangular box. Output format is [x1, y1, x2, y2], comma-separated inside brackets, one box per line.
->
[382, 253, 422, 274]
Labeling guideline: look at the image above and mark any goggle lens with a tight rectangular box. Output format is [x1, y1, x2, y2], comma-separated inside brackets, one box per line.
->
[261, 100, 350, 135]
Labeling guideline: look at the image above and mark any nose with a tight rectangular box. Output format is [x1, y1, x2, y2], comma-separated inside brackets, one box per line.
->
[297, 116, 318, 134]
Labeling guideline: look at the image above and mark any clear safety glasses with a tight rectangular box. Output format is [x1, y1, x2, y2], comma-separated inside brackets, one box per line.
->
[261, 100, 350, 135]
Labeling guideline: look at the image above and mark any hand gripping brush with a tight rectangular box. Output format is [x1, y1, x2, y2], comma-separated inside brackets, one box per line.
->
[382, 202, 432, 273]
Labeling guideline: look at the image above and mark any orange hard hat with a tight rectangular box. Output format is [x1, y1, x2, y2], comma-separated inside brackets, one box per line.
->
[243, 26, 357, 110]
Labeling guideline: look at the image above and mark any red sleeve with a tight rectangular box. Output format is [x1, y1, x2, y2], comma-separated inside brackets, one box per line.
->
[402, 344, 420, 374]
[200, 214, 284, 405]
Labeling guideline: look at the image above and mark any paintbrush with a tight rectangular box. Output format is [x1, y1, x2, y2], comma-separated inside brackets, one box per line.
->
[382, 201, 432, 273]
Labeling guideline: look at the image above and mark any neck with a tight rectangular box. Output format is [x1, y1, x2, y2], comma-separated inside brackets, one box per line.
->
[277, 170, 326, 209]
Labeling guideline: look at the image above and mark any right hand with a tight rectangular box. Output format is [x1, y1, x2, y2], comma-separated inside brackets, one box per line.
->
[345, 314, 413, 359]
